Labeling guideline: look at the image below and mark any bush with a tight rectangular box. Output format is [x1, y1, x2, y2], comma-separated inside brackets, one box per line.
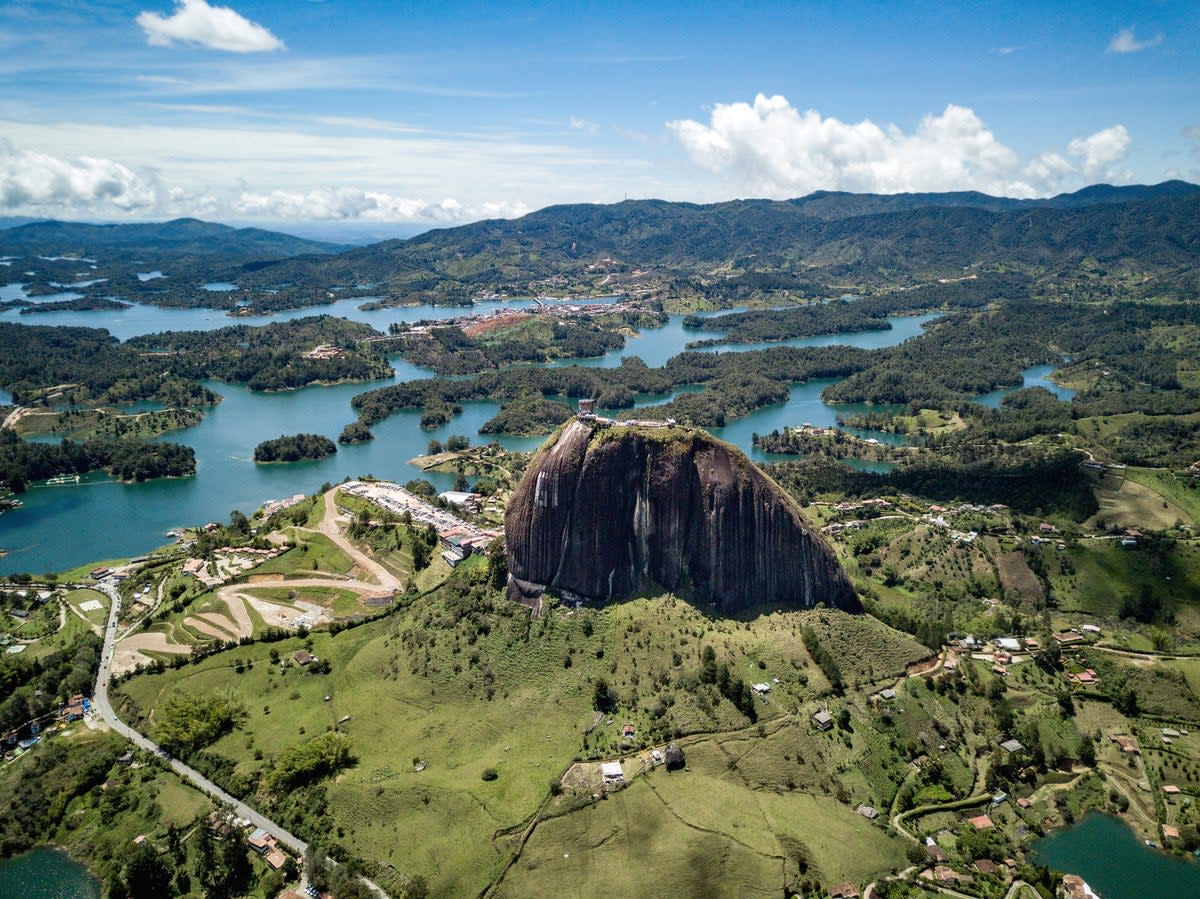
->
[481, 768, 499, 782]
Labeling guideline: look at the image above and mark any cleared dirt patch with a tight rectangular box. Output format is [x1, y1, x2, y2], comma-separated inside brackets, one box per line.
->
[462, 311, 531, 337]
[243, 594, 327, 629]
[186, 613, 237, 640]
[112, 632, 191, 675]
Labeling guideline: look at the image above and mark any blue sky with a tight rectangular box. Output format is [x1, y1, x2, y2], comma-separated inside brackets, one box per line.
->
[1, 0, 1197, 229]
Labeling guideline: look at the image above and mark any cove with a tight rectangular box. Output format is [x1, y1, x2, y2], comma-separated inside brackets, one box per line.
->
[0, 847, 101, 899]
[1028, 812, 1200, 898]
[1, 309, 938, 574]
[974, 363, 1077, 408]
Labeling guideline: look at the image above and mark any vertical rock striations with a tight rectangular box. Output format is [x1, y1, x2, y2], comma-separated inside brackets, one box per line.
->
[505, 418, 859, 614]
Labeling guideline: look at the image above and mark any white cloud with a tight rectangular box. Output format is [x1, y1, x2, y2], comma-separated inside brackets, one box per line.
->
[668, 94, 1131, 198]
[137, 0, 284, 53]
[0, 139, 161, 212]
[232, 188, 528, 223]
[0, 138, 531, 224]
[1067, 125, 1132, 181]
[1107, 27, 1162, 54]
[569, 116, 599, 135]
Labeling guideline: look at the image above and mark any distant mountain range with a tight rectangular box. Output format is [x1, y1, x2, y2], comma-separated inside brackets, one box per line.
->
[222, 180, 1200, 302]
[3, 181, 1197, 308]
[0, 217, 348, 260]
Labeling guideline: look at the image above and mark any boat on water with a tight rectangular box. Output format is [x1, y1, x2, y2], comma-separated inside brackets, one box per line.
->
[45, 474, 81, 486]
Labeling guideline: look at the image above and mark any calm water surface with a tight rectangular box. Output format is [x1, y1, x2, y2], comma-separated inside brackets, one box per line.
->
[0, 847, 100, 899]
[1029, 812, 1200, 898]
[0, 302, 985, 573]
[975, 363, 1077, 408]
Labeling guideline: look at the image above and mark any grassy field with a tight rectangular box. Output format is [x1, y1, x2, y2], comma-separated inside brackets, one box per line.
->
[114, 570, 933, 898]
[253, 532, 355, 578]
[64, 587, 109, 626]
[1122, 467, 1200, 527]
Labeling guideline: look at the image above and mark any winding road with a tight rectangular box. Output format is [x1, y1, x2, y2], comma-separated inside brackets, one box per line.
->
[91, 555, 392, 896]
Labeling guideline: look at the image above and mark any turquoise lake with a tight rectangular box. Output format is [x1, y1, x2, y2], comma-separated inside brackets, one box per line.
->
[0, 847, 101, 899]
[1029, 812, 1200, 898]
[0, 294, 1037, 574]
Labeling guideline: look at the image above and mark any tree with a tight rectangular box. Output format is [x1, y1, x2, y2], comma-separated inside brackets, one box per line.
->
[426, 439, 443, 454]
[124, 843, 171, 899]
[305, 845, 331, 892]
[486, 538, 507, 590]
[411, 534, 431, 572]
[592, 678, 616, 712]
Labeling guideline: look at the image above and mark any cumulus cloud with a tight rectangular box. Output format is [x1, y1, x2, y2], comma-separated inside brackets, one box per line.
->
[232, 188, 528, 223]
[1066, 125, 1132, 181]
[0, 140, 529, 224]
[0, 139, 162, 212]
[137, 0, 284, 53]
[1107, 27, 1162, 54]
[668, 94, 1131, 197]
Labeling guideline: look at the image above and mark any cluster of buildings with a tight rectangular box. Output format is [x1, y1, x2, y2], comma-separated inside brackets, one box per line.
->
[181, 546, 284, 588]
[302, 344, 344, 360]
[575, 398, 677, 429]
[260, 493, 307, 518]
[206, 813, 290, 870]
[339, 481, 500, 566]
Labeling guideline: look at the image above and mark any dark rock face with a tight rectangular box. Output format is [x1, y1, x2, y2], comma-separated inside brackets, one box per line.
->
[505, 419, 859, 614]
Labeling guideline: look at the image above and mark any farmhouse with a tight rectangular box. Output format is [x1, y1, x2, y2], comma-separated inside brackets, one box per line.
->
[600, 761, 624, 785]
[829, 883, 860, 899]
[811, 710, 834, 731]
[292, 650, 314, 667]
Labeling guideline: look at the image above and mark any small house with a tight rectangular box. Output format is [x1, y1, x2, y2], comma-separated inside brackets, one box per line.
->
[247, 828, 273, 853]
[829, 883, 860, 899]
[292, 650, 314, 667]
[811, 710, 834, 731]
[1163, 785, 1182, 796]
[1000, 739, 1024, 753]
[968, 814, 994, 830]
[622, 723, 636, 738]
[1053, 631, 1084, 646]
[752, 682, 771, 694]
[855, 805, 879, 820]
[974, 859, 998, 875]
[875, 688, 897, 701]
[600, 761, 624, 785]
[996, 637, 1021, 653]
[1111, 735, 1139, 754]
[1164, 825, 1181, 841]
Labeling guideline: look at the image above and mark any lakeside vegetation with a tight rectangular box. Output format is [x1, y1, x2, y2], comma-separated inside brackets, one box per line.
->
[0, 316, 390, 408]
[0, 428, 196, 490]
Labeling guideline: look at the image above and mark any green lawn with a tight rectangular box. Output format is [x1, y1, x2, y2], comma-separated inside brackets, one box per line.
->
[65, 587, 109, 625]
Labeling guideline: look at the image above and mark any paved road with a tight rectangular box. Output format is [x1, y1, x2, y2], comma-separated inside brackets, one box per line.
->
[91, 577, 390, 897]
